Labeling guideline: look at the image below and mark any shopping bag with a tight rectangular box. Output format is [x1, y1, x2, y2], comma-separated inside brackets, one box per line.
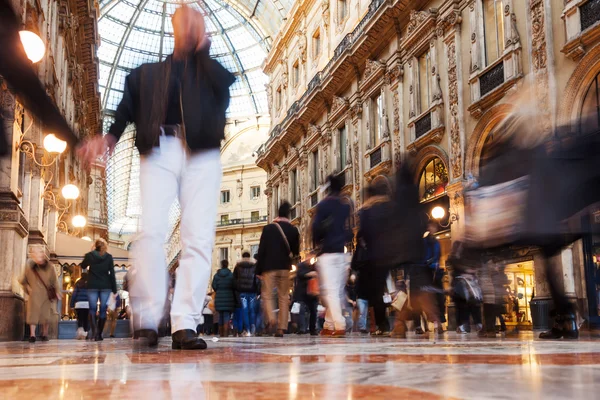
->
[391, 291, 408, 312]
[307, 278, 320, 297]
[107, 293, 117, 311]
[291, 302, 301, 315]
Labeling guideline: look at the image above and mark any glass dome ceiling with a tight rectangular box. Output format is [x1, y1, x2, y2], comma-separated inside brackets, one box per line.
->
[98, 0, 275, 235]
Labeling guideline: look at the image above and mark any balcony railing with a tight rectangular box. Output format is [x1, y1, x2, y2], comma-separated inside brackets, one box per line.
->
[414, 112, 432, 139]
[369, 147, 382, 169]
[479, 62, 505, 97]
[581, 0, 600, 31]
[262, 0, 388, 152]
[310, 193, 318, 208]
[217, 216, 267, 227]
[88, 216, 108, 226]
[290, 206, 297, 220]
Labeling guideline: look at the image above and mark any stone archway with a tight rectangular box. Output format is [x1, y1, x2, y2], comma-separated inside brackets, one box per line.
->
[465, 103, 514, 178]
[558, 43, 600, 132]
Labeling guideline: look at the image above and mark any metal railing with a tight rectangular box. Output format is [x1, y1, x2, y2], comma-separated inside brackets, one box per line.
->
[581, 0, 600, 31]
[479, 62, 505, 97]
[216, 216, 268, 227]
[415, 112, 432, 139]
[369, 147, 382, 169]
[258, 0, 389, 158]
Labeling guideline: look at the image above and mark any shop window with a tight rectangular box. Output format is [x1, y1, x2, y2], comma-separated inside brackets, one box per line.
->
[338, 126, 347, 171]
[483, 0, 505, 66]
[580, 71, 600, 135]
[290, 169, 298, 204]
[219, 247, 229, 263]
[292, 60, 300, 87]
[276, 86, 282, 110]
[220, 190, 231, 204]
[417, 49, 431, 114]
[418, 157, 449, 202]
[338, 0, 348, 23]
[311, 150, 319, 191]
[312, 29, 321, 59]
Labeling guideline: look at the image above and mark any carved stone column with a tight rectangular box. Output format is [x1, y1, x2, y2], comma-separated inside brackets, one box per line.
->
[438, 9, 465, 182]
[350, 102, 363, 209]
[298, 147, 309, 250]
[265, 183, 273, 222]
[528, 0, 553, 134]
[387, 65, 404, 168]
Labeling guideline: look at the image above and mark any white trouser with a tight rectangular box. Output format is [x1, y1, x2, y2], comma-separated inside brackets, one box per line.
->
[317, 253, 349, 331]
[131, 135, 221, 332]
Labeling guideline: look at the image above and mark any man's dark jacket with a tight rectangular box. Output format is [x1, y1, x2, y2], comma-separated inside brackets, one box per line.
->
[255, 221, 300, 275]
[108, 49, 235, 154]
[233, 259, 258, 293]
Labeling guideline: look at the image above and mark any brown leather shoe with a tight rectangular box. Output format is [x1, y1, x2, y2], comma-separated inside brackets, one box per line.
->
[320, 329, 334, 336]
[331, 330, 346, 338]
[172, 329, 207, 350]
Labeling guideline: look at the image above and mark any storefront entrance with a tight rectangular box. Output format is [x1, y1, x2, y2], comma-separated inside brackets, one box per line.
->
[581, 212, 600, 327]
[501, 261, 535, 329]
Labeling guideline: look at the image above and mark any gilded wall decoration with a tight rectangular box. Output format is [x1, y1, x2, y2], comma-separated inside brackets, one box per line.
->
[446, 38, 462, 180]
[529, 0, 551, 134]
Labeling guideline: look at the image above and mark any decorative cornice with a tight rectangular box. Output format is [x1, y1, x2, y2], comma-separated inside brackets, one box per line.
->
[403, 8, 439, 50]
[329, 95, 349, 122]
[407, 126, 444, 155]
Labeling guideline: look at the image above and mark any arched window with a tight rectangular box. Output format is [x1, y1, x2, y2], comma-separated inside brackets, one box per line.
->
[581, 72, 600, 135]
[418, 157, 448, 202]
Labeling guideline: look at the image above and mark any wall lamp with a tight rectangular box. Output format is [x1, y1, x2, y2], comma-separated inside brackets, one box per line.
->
[430, 206, 459, 229]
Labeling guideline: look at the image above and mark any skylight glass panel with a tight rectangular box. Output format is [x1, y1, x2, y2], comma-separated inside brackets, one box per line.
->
[107, 1, 137, 23]
[99, 64, 111, 87]
[215, 7, 239, 29]
[99, 19, 127, 43]
[106, 89, 124, 110]
[97, 41, 119, 63]
[209, 35, 228, 56]
[214, 54, 236, 72]
[226, 26, 257, 50]
[228, 95, 253, 116]
[229, 79, 245, 97]
[144, 0, 166, 14]
[254, 92, 268, 114]
[246, 69, 268, 92]
[112, 68, 128, 92]
[118, 48, 159, 69]
[127, 29, 162, 54]
[237, 46, 266, 70]
[135, 10, 163, 31]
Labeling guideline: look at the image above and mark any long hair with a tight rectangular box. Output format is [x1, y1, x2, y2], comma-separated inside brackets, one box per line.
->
[94, 238, 108, 256]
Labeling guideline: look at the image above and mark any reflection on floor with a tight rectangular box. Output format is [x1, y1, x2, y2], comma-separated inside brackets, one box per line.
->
[1, 332, 599, 399]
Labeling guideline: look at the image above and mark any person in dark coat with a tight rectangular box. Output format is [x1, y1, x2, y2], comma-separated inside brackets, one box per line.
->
[356, 179, 395, 335]
[212, 260, 235, 337]
[293, 258, 319, 335]
[0, 0, 78, 157]
[70, 272, 89, 340]
[256, 202, 300, 337]
[233, 252, 259, 336]
[82, 239, 117, 342]
[312, 174, 353, 337]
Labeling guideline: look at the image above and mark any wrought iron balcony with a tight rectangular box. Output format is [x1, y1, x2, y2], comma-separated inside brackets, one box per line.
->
[217, 216, 268, 227]
[414, 112, 432, 139]
[369, 147, 382, 169]
[310, 193, 318, 208]
[581, 0, 600, 31]
[479, 62, 505, 97]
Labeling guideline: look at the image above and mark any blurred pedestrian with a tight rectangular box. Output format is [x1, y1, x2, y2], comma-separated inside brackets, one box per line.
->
[233, 251, 259, 336]
[79, 6, 234, 350]
[212, 260, 235, 337]
[312, 175, 353, 337]
[256, 202, 300, 337]
[356, 179, 394, 336]
[70, 272, 89, 340]
[20, 247, 60, 343]
[293, 257, 319, 335]
[82, 238, 117, 342]
[447, 242, 483, 334]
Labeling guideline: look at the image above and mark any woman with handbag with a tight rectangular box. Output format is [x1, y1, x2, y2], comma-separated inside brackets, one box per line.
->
[20, 247, 60, 343]
[82, 238, 117, 342]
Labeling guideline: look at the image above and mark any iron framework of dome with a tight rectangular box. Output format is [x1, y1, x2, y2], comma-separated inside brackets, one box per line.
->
[98, 0, 280, 235]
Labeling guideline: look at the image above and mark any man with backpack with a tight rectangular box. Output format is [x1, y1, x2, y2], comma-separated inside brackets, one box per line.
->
[255, 202, 300, 337]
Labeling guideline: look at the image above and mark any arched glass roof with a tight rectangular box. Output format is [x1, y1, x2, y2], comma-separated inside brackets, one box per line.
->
[98, 0, 273, 235]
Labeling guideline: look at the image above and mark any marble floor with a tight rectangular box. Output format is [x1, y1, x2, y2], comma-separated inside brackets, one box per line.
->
[1, 332, 599, 399]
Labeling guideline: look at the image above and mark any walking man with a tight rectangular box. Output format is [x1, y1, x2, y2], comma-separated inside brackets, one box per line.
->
[256, 202, 300, 337]
[80, 6, 235, 349]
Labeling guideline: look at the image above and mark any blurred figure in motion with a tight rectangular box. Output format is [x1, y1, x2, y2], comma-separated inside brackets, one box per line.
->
[69, 272, 89, 340]
[293, 255, 319, 335]
[79, 6, 235, 350]
[0, 0, 78, 156]
[82, 238, 117, 342]
[212, 260, 235, 338]
[20, 247, 60, 343]
[313, 175, 353, 338]
[356, 178, 394, 336]
[256, 202, 300, 337]
[447, 242, 482, 334]
[233, 251, 259, 336]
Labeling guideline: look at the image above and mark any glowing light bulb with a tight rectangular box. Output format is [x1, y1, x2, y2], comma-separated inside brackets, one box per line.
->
[82, 236, 92, 241]
[431, 206, 445, 220]
[61, 184, 80, 200]
[19, 30, 45, 63]
[43, 134, 67, 154]
[72, 215, 87, 228]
